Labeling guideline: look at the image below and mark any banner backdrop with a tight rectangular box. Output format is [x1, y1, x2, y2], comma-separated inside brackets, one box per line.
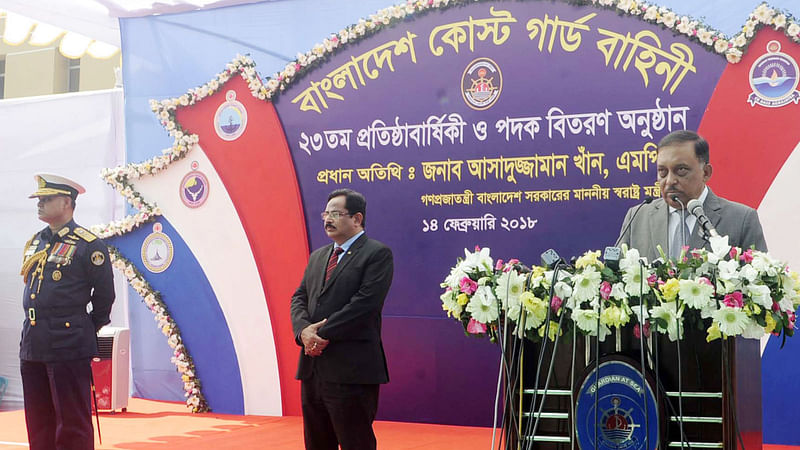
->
[113, 0, 800, 440]
[274, 1, 722, 425]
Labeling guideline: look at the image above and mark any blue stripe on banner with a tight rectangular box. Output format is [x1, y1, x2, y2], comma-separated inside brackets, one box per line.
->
[108, 217, 244, 414]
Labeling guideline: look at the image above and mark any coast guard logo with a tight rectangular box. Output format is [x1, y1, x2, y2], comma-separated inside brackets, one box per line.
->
[575, 360, 659, 450]
[461, 57, 502, 110]
[748, 40, 800, 108]
[180, 161, 210, 208]
[141, 223, 174, 274]
[214, 90, 248, 140]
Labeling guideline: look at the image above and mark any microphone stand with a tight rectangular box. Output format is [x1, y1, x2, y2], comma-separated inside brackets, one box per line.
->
[670, 195, 687, 450]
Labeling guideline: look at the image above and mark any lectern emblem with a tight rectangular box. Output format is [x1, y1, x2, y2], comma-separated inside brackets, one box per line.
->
[575, 359, 659, 450]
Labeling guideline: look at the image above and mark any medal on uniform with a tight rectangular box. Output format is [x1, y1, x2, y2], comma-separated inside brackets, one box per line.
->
[52, 270, 62, 281]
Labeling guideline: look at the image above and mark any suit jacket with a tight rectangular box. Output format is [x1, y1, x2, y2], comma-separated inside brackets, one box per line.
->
[290, 233, 393, 384]
[20, 220, 115, 362]
[617, 189, 767, 262]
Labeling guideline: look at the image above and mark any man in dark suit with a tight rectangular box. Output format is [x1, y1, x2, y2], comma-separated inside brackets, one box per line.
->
[291, 188, 394, 450]
[618, 130, 767, 260]
[20, 173, 115, 450]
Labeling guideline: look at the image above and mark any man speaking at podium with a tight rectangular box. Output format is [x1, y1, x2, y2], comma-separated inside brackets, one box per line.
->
[617, 130, 768, 260]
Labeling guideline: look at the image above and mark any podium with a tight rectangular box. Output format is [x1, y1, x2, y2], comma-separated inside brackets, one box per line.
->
[507, 324, 762, 449]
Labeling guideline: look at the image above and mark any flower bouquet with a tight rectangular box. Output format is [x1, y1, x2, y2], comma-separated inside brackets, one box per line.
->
[440, 236, 800, 345]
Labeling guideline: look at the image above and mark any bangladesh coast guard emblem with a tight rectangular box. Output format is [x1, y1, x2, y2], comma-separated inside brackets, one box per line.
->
[214, 90, 248, 140]
[180, 161, 210, 208]
[461, 57, 502, 110]
[141, 223, 174, 274]
[748, 40, 800, 107]
[575, 360, 659, 450]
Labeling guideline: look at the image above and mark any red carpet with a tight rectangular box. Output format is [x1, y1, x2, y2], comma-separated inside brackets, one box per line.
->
[0, 398, 796, 449]
[0, 398, 496, 449]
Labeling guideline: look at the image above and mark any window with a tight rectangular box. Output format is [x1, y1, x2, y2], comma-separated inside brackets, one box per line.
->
[67, 58, 80, 92]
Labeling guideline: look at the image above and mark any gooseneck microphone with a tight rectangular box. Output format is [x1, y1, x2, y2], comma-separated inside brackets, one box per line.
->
[613, 196, 655, 247]
[686, 198, 719, 238]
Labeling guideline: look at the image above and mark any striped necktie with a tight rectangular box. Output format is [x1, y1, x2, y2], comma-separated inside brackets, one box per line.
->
[325, 247, 344, 283]
[670, 212, 691, 260]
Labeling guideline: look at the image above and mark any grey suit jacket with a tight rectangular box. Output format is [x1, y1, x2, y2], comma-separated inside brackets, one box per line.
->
[617, 189, 767, 262]
[290, 233, 393, 384]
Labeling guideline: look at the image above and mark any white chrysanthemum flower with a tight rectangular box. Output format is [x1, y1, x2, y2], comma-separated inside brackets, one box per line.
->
[727, 48, 743, 64]
[678, 279, 714, 309]
[714, 38, 729, 53]
[733, 34, 747, 48]
[650, 301, 683, 341]
[712, 307, 749, 336]
[623, 268, 651, 296]
[573, 308, 600, 333]
[443, 263, 467, 290]
[773, 14, 787, 29]
[495, 270, 526, 307]
[697, 28, 713, 45]
[676, 17, 694, 34]
[788, 23, 800, 38]
[662, 11, 677, 28]
[754, 4, 774, 23]
[644, 5, 658, 21]
[617, 0, 635, 14]
[466, 286, 499, 324]
[571, 266, 602, 303]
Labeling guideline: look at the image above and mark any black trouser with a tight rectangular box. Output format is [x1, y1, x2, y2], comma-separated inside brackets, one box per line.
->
[301, 373, 380, 450]
[21, 359, 94, 450]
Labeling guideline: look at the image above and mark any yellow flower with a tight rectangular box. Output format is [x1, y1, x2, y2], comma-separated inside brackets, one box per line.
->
[531, 266, 546, 278]
[706, 322, 722, 342]
[600, 305, 630, 328]
[744, 303, 761, 316]
[660, 278, 680, 301]
[457, 293, 469, 306]
[538, 320, 562, 341]
[575, 250, 603, 270]
[765, 313, 777, 334]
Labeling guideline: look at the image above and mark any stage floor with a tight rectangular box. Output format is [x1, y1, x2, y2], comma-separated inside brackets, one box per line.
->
[0, 398, 797, 449]
[0, 398, 495, 449]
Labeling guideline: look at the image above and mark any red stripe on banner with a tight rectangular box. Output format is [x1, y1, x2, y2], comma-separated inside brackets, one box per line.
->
[699, 28, 800, 208]
[175, 75, 308, 415]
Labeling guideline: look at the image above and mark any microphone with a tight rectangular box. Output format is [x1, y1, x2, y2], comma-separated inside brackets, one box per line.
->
[613, 196, 655, 247]
[686, 199, 719, 238]
[541, 249, 569, 269]
[603, 246, 622, 271]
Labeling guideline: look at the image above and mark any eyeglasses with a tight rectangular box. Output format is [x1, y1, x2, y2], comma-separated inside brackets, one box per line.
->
[320, 210, 353, 220]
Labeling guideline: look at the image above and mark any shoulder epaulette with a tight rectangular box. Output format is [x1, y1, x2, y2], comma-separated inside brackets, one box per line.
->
[74, 227, 97, 242]
[22, 234, 36, 261]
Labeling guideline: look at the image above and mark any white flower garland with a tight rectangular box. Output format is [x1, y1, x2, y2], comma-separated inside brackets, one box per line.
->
[109, 249, 209, 412]
[92, 0, 800, 413]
